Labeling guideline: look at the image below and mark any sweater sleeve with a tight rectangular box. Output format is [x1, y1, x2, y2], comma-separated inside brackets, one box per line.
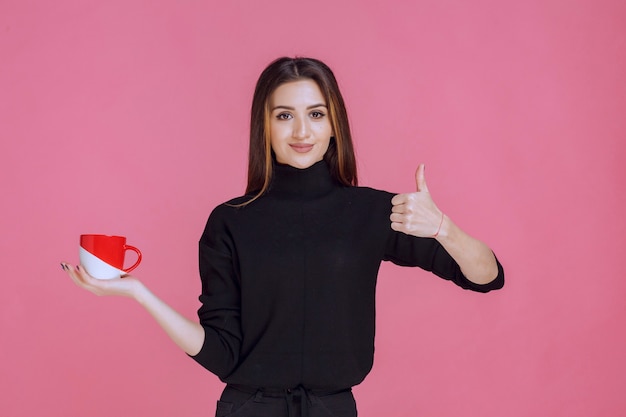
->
[383, 230, 504, 293]
[189, 206, 242, 379]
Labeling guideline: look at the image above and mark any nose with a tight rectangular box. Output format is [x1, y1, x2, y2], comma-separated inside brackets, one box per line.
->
[292, 117, 311, 140]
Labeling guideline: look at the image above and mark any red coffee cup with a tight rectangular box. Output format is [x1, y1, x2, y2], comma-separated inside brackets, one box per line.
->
[79, 234, 142, 279]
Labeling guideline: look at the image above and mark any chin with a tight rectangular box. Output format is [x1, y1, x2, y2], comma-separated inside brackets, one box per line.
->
[287, 162, 313, 169]
[279, 156, 323, 169]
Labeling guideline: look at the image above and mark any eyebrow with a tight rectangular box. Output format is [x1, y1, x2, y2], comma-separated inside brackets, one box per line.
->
[271, 104, 328, 111]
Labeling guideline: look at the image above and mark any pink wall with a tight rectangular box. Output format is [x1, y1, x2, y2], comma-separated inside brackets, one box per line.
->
[2, 1, 625, 415]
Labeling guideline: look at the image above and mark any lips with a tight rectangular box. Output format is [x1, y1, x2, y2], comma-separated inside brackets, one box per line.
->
[290, 144, 314, 153]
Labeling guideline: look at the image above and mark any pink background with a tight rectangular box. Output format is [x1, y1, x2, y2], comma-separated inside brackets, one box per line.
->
[1, 1, 625, 416]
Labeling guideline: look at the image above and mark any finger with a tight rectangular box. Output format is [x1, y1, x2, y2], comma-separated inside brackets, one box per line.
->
[62, 262, 87, 287]
[64, 263, 97, 288]
[415, 163, 429, 193]
[75, 265, 104, 287]
[391, 194, 408, 206]
[391, 204, 405, 214]
[390, 221, 405, 232]
[390, 213, 405, 223]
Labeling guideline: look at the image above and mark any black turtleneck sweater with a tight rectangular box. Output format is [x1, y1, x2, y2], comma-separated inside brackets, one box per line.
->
[191, 160, 504, 390]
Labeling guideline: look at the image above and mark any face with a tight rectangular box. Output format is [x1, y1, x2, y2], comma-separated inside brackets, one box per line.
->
[268, 79, 333, 169]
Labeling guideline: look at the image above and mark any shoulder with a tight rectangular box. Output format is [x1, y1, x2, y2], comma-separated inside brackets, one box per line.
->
[202, 194, 252, 232]
[206, 194, 254, 221]
[200, 195, 254, 249]
[345, 185, 395, 203]
[333, 186, 397, 219]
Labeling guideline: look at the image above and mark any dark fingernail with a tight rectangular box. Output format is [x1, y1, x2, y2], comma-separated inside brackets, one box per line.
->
[60, 263, 65, 270]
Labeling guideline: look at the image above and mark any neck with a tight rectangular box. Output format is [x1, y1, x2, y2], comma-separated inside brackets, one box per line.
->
[269, 160, 336, 199]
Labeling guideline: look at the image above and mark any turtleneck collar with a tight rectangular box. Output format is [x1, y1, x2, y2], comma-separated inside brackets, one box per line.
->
[269, 160, 336, 199]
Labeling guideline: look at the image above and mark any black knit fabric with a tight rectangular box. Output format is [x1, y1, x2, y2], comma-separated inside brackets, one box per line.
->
[191, 160, 504, 390]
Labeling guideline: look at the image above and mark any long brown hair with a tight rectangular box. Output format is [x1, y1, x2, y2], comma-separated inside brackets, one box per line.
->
[245, 57, 357, 202]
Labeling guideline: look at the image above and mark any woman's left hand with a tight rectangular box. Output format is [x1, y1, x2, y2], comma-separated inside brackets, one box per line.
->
[391, 163, 500, 284]
[390, 163, 443, 238]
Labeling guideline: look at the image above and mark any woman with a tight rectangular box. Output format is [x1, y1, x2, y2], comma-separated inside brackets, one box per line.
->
[62, 57, 504, 417]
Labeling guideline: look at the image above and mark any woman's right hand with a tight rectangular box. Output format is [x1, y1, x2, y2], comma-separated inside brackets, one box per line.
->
[61, 261, 204, 355]
[61, 262, 142, 299]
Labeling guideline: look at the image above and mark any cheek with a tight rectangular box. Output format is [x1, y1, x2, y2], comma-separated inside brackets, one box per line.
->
[269, 126, 283, 149]
[319, 136, 331, 155]
[314, 122, 333, 138]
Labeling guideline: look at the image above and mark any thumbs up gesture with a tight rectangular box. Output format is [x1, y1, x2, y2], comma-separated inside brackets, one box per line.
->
[390, 164, 445, 238]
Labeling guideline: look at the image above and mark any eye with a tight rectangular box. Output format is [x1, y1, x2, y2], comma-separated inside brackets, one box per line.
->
[310, 111, 325, 119]
[276, 112, 292, 120]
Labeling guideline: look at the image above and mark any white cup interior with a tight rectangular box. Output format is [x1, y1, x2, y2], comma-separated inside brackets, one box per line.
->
[78, 246, 124, 279]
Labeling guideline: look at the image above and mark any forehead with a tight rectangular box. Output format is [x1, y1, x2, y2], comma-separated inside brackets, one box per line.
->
[270, 79, 326, 107]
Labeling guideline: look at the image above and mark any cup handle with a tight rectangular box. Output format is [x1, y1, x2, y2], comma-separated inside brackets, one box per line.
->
[122, 245, 142, 273]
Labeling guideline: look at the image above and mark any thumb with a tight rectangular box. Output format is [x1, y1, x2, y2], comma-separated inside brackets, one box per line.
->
[415, 163, 429, 192]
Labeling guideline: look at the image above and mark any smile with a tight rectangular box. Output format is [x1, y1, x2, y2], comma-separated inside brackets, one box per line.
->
[289, 144, 314, 153]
